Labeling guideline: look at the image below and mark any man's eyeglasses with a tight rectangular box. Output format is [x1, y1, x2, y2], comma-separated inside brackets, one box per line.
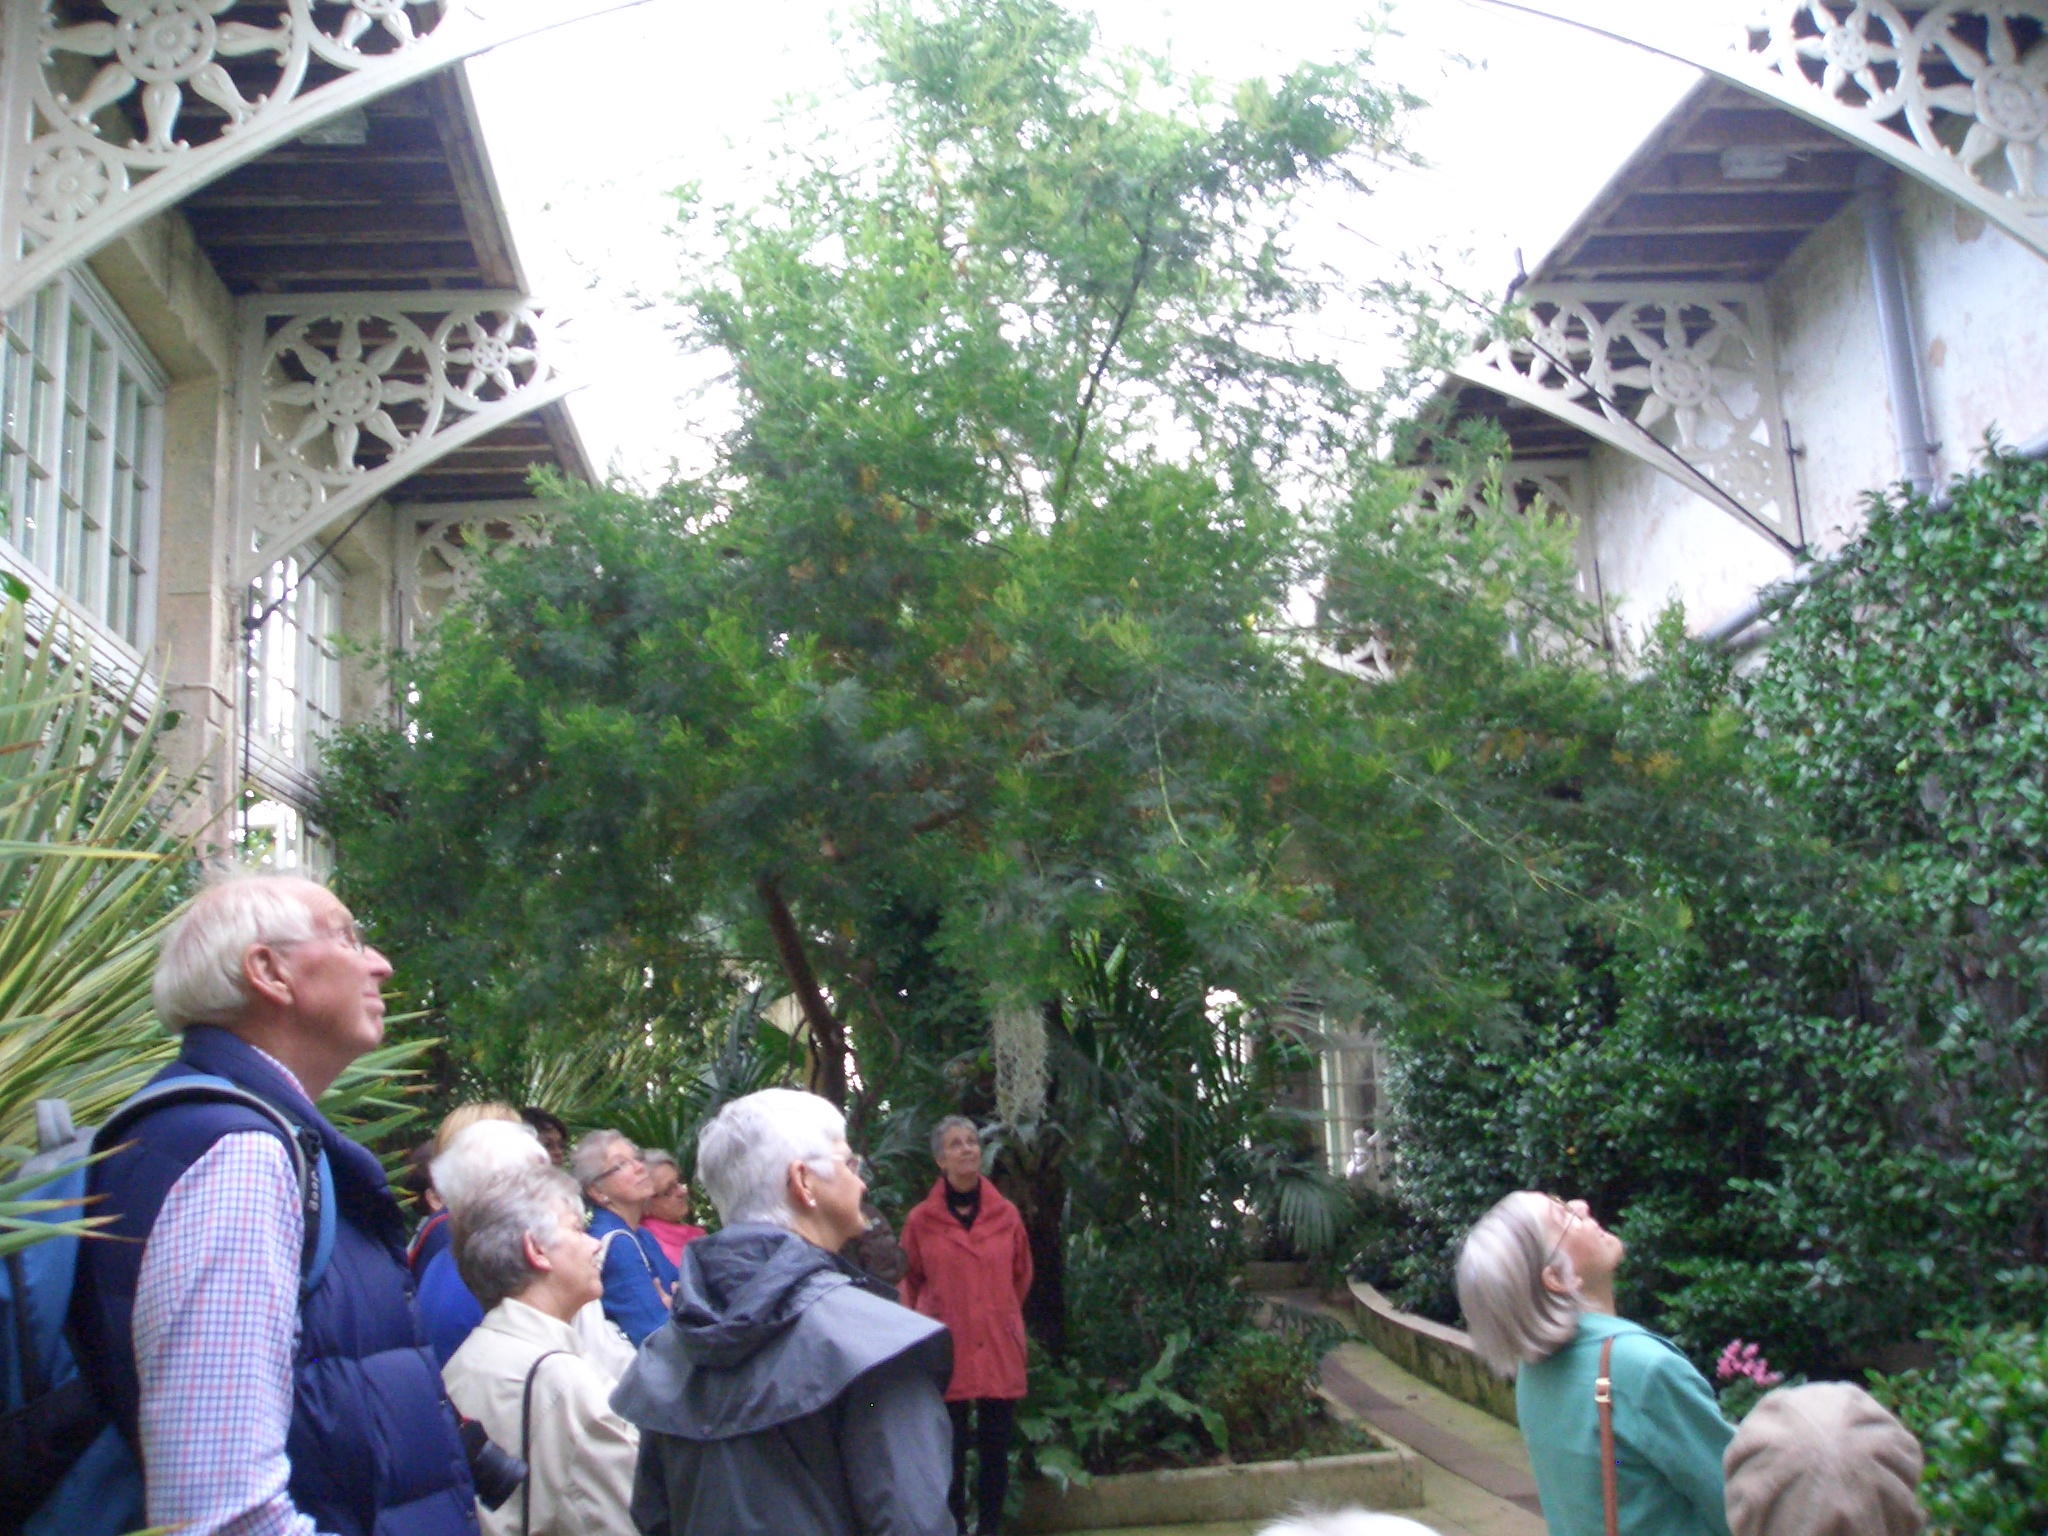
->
[275, 919, 370, 953]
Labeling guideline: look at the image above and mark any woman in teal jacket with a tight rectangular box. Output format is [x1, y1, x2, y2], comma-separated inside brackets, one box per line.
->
[1456, 1192, 1734, 1536]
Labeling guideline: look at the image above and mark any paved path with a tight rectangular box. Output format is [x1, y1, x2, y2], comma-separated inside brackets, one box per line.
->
[1070, 1298, 1548, 1536]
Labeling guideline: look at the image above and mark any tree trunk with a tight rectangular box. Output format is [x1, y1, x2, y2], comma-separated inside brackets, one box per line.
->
[756, 874, 850, 1107]
[997, 1134, 1068, 1357]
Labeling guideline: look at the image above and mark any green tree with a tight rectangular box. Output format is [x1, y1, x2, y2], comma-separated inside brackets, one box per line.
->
[324, 0, 1435, 1349]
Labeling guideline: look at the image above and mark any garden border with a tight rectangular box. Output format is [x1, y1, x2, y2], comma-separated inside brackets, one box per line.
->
[1339, 1279, 1518, 1427]
[1014, 1444, 1424, 1533]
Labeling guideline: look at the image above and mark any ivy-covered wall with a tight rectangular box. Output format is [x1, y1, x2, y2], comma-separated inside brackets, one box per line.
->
[1361, 447, 2048, 1378]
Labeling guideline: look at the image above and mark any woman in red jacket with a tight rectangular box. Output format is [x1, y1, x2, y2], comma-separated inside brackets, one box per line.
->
[900, 1115, 1034, 1535]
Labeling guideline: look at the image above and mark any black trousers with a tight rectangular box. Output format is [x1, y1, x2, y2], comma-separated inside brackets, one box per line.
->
[946, 1396, 1016, 1535]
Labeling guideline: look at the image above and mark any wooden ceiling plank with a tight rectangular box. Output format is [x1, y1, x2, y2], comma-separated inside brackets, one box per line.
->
[187, 162, 459, 204]
[185, 203, 473, 244]
[418, 67, 524, 292]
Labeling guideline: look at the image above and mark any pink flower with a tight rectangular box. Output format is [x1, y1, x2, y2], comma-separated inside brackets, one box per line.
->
[1715, 1339, 1782, 1388]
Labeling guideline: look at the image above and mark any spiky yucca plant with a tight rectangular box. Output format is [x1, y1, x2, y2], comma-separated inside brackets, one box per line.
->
[0, 594, 186, 1253]
[0, 595, 430, 1254]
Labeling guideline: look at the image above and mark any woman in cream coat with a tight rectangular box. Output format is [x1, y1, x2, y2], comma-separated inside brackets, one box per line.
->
[444, 1162, 640, 1536]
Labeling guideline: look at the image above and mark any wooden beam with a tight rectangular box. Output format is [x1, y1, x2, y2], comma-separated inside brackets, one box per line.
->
[185, 202, 473, 245]
[1674, 110, 1847, 152]
[394, 475, 552, 501]
[187, 161, 459, 204]
[206, 241, 484, 284]
[419, 66, 525, 291]
[535, 399, 594, 483]
[1599, 190, 1855, 235]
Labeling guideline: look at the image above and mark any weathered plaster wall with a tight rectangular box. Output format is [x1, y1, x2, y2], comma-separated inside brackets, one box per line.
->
[1578, 443, 1793, 647]
[1898, 177, 2048, 479]
[1573, 170, 2048, 641]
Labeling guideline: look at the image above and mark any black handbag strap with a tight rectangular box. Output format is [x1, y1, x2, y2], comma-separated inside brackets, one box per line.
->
[520, 1350, 568, 1536]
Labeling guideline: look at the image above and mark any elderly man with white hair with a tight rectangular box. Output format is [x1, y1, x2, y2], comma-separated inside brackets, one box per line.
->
[69, 871, 479, 1536]
[612, 1087, 954, 1536]
[443, 1162, 641, 1536]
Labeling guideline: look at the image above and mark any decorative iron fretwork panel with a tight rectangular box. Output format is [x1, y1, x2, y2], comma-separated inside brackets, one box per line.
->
[1454, 285, 1801, 552]
[1742, 1, 2048, 252]
[1477, 0, 2048, 261]
[0, 0, 645, 309]
[235, 291, 571, 582]
[399, 499, 543, 639]
[1410, 460, 1586, 524]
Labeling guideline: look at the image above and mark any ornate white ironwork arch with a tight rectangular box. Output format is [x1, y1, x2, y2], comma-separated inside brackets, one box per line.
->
[1453, 284, 1803, 553]
[0, 0, 648, 311]
[1475, 0, 2048, 262]
[235, 290, 570, 583]
[397, 497, 545, 640]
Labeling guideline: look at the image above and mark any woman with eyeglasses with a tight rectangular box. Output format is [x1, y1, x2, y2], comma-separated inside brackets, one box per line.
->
[573, 1130, 679, 1345]
[613, 1087, 953, 1536]
[1457, 1193, 1733, 1536]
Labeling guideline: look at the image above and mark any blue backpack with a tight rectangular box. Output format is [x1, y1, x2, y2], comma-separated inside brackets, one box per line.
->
[0, 1078, 336, 1536]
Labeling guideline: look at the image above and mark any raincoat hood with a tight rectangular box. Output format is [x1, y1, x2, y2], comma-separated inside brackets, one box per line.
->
[612, 1222, 950, 1441]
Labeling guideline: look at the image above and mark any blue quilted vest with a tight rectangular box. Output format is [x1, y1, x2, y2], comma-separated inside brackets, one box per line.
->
[68, 1028, 477, 1536]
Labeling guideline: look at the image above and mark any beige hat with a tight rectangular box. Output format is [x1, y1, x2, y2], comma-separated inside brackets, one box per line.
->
[1724, 1382, 1927, 1536]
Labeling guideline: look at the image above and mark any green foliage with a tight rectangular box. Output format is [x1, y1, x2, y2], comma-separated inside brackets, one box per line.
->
[1356, 449, 2048, 1373]
[320, 0, 1435, 1355]
[0, 601, 189, 1167]
[1016, 1331, 1226, 1485]
[1062, 1215, 1250, 1387]
[1872, 1326, 2048, 1536]
[1197, 1310, 1348, 1462]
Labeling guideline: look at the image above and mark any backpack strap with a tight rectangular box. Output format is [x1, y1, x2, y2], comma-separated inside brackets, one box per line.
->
[95, 1075, 337, 1296]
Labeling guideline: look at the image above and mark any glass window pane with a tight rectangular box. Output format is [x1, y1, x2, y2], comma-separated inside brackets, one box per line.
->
[0, 279, 164, 643]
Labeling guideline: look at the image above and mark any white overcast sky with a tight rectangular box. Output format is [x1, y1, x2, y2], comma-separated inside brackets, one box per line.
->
[464, 0, 1741, 486]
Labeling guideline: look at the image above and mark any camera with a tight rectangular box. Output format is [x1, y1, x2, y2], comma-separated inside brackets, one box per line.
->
[457, 1416, 528, 1511]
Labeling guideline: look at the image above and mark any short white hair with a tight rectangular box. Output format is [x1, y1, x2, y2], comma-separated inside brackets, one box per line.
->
[929, 1114, 978, 1160]
[1455, 1190, 1582, 1376]
[454, 1163, 584, 1312]
[153, 871, 319, 1030]
[697, 1088, 846, 1229]
[1257, 1512, 1444, 1536]
[432, 1119, 546, 1212]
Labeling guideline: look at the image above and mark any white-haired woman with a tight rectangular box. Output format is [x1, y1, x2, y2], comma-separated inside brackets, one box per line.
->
[419, 1120, 633, 1376]
[611, 1088, 954, 1536]
[1456, 1192, 1733, 1536]
[443, 1163, 640, 1536]
[573, 1128, 679, 1345]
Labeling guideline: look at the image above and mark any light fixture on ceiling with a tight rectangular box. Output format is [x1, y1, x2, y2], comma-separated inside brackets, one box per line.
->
[298, 108, 370, 148]
[1720, 145, 1790, 181]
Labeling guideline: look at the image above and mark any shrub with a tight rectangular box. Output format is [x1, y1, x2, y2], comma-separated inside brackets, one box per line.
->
[1356, 451, 2048, 1374]
[1198, 1312, 1346, 1462]
[1871, 1326, 2048, 1536]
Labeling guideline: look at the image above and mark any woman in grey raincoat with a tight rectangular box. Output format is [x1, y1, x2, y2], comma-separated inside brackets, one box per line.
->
[611, 1088, 954, 1536]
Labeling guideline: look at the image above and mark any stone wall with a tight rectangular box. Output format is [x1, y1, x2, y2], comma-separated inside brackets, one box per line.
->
[1343, 1279, 1519, 1427]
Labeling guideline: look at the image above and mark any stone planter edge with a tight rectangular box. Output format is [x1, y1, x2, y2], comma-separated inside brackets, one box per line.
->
[1339, 1278, 1519, 1427]
[1014, 1445, 1423, 1534]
